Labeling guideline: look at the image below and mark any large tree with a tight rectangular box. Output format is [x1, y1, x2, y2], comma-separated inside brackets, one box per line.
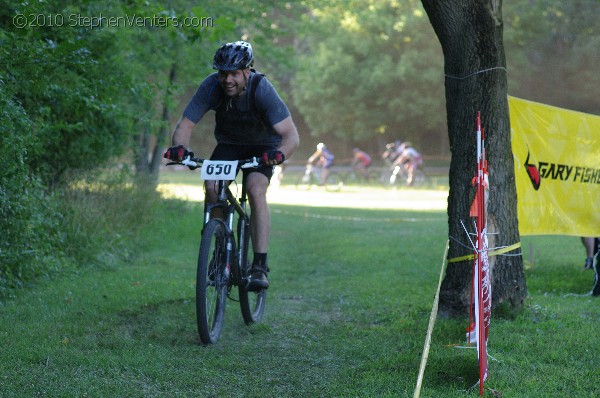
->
[421, 0, 526, 317]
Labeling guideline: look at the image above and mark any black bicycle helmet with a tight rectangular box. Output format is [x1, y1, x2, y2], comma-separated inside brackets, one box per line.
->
[213, 41, 254, 70]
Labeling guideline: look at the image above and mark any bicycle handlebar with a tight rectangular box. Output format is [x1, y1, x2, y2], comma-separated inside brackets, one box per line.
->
[166, 156, 264, 170]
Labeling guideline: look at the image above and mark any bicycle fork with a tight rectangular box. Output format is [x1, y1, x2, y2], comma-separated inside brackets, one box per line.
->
[222, 204, 236, 290]
[203, 200, 236, 291]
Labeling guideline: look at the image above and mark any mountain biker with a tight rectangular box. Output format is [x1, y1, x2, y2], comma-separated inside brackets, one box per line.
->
[393, 142, 423, 186]
[351, 148, 372, 180]
[307, 143, 334, 185]
[164, 41, 300, 291]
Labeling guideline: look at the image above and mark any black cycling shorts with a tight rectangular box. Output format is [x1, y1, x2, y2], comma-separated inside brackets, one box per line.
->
[210, 143, 276, 180]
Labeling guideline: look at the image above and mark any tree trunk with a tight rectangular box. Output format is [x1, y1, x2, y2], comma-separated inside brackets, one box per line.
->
[150, 63, 177, 176]
[421, 0, 527, 317]
[134, 62, 177, 185]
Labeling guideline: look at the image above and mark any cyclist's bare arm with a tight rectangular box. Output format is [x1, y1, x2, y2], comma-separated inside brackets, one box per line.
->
[171, 116, 197, 147]
[273, 116, 299, 160]
[307, 148, 323, 164]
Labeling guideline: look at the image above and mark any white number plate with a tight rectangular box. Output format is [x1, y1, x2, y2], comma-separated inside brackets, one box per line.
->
[201, 160, 238, 180]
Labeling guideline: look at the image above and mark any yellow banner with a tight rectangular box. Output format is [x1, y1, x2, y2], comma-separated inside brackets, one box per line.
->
[509, 96, 600, 236]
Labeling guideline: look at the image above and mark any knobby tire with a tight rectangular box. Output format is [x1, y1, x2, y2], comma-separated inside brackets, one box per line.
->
[196, 219, 228, 344]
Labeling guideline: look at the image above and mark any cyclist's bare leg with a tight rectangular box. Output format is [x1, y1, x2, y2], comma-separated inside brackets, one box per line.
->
[582, 237, 596, 269]
[246, 172, 270, 254]
[406, 163, 415, 185]
[320, 167, 330, 185]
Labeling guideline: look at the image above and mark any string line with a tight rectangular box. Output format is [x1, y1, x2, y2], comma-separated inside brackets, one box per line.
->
[445, 66, 507, 80]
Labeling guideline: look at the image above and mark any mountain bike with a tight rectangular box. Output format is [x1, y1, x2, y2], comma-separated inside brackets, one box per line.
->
[167, 155, 267, 344]
[295, 164, 343, 191]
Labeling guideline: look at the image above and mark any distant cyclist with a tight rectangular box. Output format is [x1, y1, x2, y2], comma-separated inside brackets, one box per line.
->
[393, 142, 423, 186]
[307, 143, 335, 185]
[351, 148, 372, 180]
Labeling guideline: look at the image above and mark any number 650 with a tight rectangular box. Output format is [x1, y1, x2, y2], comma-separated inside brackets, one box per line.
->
[206, 164, 231, 175]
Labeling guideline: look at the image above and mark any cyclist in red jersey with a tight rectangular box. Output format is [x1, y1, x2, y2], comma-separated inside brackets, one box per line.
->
[351, 148, 372, 180]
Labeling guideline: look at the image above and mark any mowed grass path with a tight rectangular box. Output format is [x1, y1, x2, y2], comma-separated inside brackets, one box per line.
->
[0, 180, 598, 397]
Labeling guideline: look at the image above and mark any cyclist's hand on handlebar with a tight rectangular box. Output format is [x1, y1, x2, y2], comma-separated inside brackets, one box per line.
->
[262, 150, 285, 165]
[164, 145, 194, 161]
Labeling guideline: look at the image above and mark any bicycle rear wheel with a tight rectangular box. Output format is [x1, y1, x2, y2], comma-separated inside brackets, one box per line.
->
[196, 219, 228, 344]
[238, 220, 266, 324]
[411, 169, 426, 186]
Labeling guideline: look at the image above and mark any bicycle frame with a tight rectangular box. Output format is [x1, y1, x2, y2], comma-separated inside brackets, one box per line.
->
[203, 173, 251, 286]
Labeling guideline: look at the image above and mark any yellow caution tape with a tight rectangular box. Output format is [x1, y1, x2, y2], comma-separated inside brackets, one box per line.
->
[447, 242, 521, 264]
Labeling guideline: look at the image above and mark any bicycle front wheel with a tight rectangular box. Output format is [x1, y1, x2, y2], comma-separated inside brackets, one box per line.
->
[196, 219, 229, 344]
[325, 172, 343, 192]
[238, 220, 267, 324]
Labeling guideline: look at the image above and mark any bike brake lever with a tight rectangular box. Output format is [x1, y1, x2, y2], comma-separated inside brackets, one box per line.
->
[181, 157, 199, 169]
[240, 157, 260, 169]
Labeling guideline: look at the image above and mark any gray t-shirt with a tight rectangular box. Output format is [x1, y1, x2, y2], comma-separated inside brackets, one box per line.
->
[183, 72, 290, 145]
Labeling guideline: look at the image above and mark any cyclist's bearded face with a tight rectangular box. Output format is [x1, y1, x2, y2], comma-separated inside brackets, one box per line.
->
[218, 69, 250, 98]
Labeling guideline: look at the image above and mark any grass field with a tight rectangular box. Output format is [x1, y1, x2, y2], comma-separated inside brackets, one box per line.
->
[0, 174, 598, 397]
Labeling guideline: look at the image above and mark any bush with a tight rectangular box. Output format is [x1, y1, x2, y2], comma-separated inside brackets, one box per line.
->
[0, 91, 64, 296]
[1, 90, 158, 298]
